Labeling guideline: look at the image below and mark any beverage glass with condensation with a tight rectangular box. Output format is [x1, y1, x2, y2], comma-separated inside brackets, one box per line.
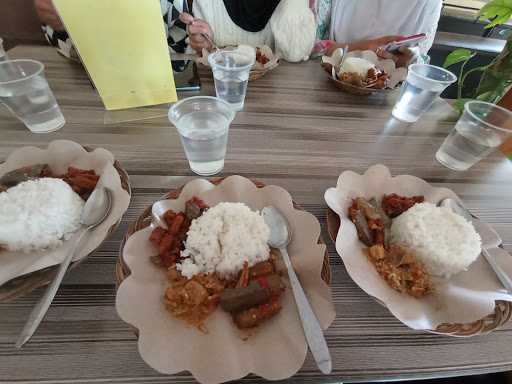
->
[392, 64, 457, 123]
[0, 38, 8, 62]
[169, 96, 235, 176]
[436, 101, 512, 171]
[0, 59, 65, 133]
[208, 46, 255, 111]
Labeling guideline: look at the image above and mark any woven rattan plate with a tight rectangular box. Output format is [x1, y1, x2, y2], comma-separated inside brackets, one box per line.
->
[116, 178, 331, 294]
[326, 207, 512, 337]
[0, 147, 131, 302]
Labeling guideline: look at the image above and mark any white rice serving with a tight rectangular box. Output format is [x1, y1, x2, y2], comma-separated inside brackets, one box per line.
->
[178, 202, 270, 279]
[0, 178, 84, 252]
[390, 202, 481, 278]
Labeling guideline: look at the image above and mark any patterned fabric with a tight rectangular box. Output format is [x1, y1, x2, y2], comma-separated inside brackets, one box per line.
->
[42, 0, 189, 60]
[309, 0, 332, 57]
[310, 0, 331, 41]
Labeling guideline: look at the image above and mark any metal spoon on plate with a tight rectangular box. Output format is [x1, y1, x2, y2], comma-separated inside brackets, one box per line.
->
[16, 187, 113, 348]
[261, 206, 332, 374]
[439, 198, 512, 294]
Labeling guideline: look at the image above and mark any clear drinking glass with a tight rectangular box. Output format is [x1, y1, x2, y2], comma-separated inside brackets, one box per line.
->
[168, 96, 235, 176]
[0, 38, 8, 62]
[0, 59, 65, 133]
[436, 101, 512, 171]
[392, 64, 457, 123]
[208, 47, 255, 111]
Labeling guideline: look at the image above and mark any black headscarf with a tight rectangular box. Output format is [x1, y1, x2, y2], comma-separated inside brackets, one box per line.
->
[222, 0, 282, 33]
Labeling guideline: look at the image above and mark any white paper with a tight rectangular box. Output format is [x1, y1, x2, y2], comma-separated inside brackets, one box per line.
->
[324, 164, 512, 331]
[0, 140, 131, 286]
[116, 175, 335, 383]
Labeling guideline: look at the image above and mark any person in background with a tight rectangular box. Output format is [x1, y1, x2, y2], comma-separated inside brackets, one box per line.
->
[34, 0, 190, 60]
[179, 0, 316, 62]
[317, 0, 442, 66]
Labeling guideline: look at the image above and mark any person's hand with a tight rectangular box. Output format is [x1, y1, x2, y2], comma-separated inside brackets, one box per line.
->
[357, 35, 401, 52]
[376, 46, 415, 68]
[326, 36, 400, 56]
[34, 0, 64, 31]
[179, 12, 214, 54]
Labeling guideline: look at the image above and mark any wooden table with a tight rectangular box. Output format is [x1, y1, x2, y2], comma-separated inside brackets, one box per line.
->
[1, 45, 512, 383]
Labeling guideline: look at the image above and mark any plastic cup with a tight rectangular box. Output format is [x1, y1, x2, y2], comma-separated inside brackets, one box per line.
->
[0, 59, 65, 133]
[208, 47, 255, 111]
[168, 96, 235, 176]
[392, 64, 457, 123]
[436, 101, 512, 171]
[0, 38, 7, 62]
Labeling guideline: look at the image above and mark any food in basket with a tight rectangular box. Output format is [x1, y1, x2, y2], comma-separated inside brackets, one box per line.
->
[348, 196, 430, 297]
[322, 49, 408, 91]
[149, 198, 285, 331]
[381, 193, 424, 218]
[256, 47, 270, 65]
[198, 45, 279, 75]
[337, 57, 389, 89]
[348, 194, 482, 296]
[0, 165, 100, 252]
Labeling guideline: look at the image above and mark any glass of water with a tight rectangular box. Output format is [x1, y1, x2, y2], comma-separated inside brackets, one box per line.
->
[168, 96, 235, 176]
[0, 59, 65, 133]
[392, 64, 457, 123]
[208, 47, 255, 111]
[0, 38, 8, 62]
[436, 101, 512, 171]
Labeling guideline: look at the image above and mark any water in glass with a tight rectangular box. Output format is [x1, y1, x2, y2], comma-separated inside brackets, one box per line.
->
[213, 72, 249, 111]
[436, 123, 502, 171]
[177, 111, 229, 176]
[0, 75, 64, 133]
[392, 76, 443, 123]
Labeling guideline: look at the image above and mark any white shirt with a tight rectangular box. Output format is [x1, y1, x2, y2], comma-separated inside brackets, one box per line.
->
[193, 0, 316, 62]
[329, 0, 442, 54]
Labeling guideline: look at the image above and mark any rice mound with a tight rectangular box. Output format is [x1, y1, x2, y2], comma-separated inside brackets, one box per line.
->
[178, 202, 270, 279]
[390, 202, 481, 278]
[0, 178, 84, 252]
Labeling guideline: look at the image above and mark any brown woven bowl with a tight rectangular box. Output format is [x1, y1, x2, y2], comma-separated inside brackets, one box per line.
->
[326, 208, 512, 337]
[322, 63, 392, 96]
[116, 178, 331, 293]
[249, 70, 268, 82]
[0, 147, 131, 302]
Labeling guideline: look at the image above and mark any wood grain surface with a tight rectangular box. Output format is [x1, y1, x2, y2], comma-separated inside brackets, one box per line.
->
[1, 45, 512, 384]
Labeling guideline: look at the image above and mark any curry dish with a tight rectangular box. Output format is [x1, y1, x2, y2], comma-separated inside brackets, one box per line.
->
[149, 197, 285, 331]
[348, 194, 431, 297]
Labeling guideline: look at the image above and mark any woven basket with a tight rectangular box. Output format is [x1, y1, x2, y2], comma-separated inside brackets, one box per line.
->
[0, 147, 131, 302]
[322, 63, 391, 96]
[326, 208, 512, 337]
[116, 178, 331, 293]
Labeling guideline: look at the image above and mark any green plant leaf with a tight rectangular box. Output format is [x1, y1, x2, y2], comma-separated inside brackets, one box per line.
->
[476, 91, 498, 102]
[443, 49, 474, 68]
[478, 0, 512, 28]
[453, 98, 472, 114]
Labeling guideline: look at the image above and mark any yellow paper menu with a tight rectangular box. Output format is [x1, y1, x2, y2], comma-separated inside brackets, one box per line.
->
[53, 0, 177, 110]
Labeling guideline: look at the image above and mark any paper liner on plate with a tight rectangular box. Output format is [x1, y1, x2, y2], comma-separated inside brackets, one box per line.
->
[0, 140, 131, 286]
[324, 164, 512, 331]
[321, 48, 408, 89]
[116, 176, 335, 384]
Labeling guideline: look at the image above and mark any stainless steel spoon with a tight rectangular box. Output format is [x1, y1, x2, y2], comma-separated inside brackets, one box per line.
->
[261, 206, 332, 374]
[16, 187, 113, 348]
[440, 198, 512, 294]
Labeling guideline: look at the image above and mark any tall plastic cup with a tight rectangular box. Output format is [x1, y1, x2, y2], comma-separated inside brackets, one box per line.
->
[436, 101, 512, 171]
[392, 64, 457, 123]
[169, 96, 235, 176]
[0, 59, 65, 133]
[208, 47, 255, 111]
